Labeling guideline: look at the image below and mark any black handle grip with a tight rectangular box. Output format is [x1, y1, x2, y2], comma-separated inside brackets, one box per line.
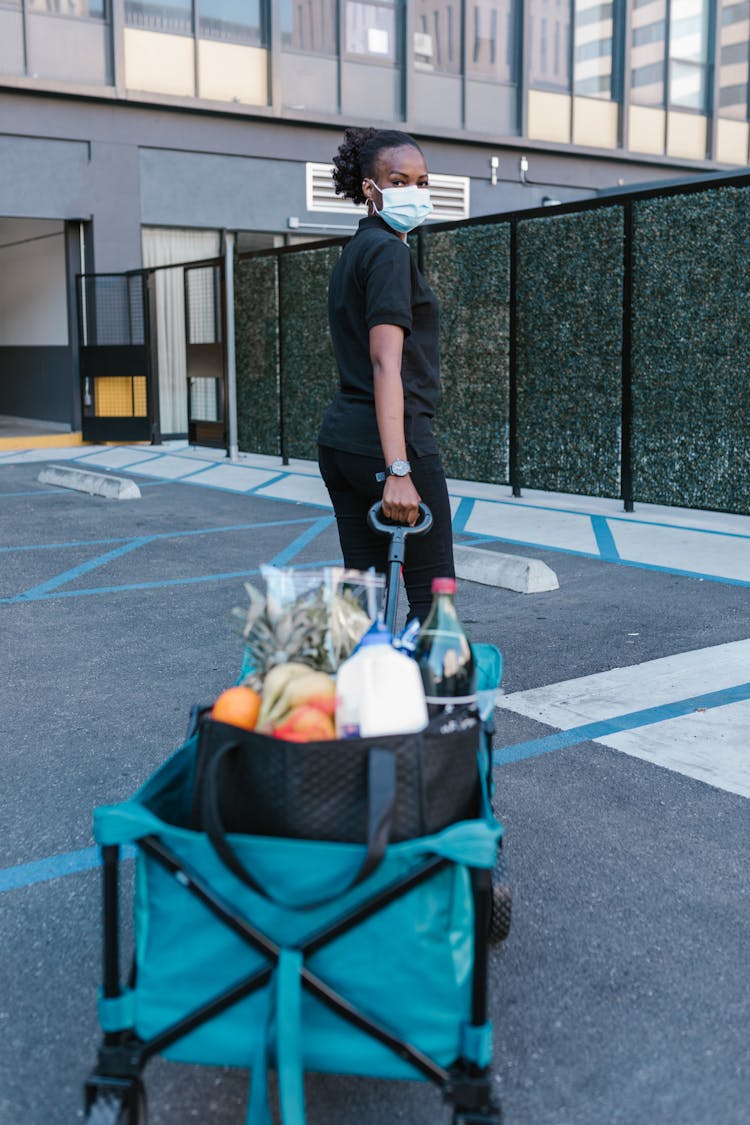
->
[367, 501, 433, 540]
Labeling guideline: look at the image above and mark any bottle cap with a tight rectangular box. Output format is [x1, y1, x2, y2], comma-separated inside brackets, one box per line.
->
[431, 577, 457, 595]
[357, 620, 393, 647]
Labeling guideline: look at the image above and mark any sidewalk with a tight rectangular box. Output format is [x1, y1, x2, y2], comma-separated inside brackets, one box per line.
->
[2, 439, 749, 586]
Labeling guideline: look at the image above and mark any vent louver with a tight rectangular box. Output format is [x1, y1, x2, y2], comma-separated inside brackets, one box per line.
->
[306, 163, 470, 221]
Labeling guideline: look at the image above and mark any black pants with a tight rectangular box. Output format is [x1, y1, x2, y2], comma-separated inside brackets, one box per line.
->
[318, 444, 455, 624]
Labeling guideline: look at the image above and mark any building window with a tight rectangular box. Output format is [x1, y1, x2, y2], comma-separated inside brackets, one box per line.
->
[465, 1, 516, 82]
[199, 0, 265, 46]
[630, 0, 666, 104]
[345, 0, 398, 61]
[124, 0, 192, 35]
[630, 0, 710, 112]
[573, 0, 614, 98]
[528, 0, 572, 92]
[414, 1, 461, 74]
[26, 0, 106, 16]
[280, 0, 337, 55]
[719, 0, 750, 119]
[668, 0, 709, 110]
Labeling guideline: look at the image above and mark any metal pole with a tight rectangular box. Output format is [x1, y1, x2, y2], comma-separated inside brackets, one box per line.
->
[224, 231, 239, 462]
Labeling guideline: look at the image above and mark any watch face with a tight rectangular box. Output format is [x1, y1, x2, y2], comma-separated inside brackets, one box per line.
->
[390, 459, 410, 477]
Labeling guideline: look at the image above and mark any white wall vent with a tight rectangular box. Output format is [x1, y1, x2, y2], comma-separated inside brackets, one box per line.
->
[306, 163, 470, 222]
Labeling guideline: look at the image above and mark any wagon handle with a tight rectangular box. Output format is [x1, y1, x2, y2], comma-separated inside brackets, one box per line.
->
[367, 502, 433, 634]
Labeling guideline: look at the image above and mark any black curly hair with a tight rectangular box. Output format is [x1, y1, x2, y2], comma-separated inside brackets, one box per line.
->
[331, 127, 424, 206]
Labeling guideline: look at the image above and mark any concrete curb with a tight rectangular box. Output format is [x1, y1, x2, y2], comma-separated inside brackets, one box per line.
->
[454, 543, 559, 594]
[38, 464, 141, 500]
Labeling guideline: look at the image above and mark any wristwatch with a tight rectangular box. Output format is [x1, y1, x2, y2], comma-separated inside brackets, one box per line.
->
[375, 459, 411, 482]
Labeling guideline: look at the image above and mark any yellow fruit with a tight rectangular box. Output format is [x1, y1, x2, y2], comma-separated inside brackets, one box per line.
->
[262, 670, 336, 730]
[256, 662, 312, 729]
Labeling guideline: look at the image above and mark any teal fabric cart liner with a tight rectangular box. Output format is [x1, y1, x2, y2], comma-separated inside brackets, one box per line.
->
[94, 734, 502, 1088]
[93, 730, 503, 1124]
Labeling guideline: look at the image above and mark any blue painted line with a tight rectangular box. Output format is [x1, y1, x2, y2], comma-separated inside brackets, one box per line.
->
[452, 497, 475, 535]
[0, 517, 320, 554]
[461, 530, 750, 588]
[268, 516, 335, 567]
[0, 558, 344, 603]
[591, 515, 620, 561]
[12, 536, 154, 601]
[493, 681, 750, 765]
[72, 451, 162, 469]
[461, 493, 750, 543]
[248, 472, 289, 493]
[0, 844, 136, 894]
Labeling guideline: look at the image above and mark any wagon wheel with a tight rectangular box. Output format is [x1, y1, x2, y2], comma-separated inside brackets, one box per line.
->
[452, 1105, 503, 1124]
[85, 1081, 147, 1125]
[488, 847, 512, 944]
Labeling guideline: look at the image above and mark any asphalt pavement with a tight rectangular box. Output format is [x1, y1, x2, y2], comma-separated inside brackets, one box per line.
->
[1, 451, 748, 1125]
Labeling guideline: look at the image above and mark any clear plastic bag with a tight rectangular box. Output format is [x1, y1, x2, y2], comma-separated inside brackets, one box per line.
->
[232, 566, 385, 683]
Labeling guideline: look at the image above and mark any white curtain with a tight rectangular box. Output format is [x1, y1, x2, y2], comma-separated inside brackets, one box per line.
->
[141, 227, 221, 436]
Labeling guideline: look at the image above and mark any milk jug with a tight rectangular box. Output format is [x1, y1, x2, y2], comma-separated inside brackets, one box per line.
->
[335, 622, 428, 738]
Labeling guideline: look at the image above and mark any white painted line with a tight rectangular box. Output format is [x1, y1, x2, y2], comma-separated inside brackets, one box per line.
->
[611, 521, 750, 583]
[255, 475, 333, 507]
[1, 446, 107, 464]
[454, 544, 559, 593]
[499, 640, 750, 728]
[465, 499, 599, 554]
[74, 449, 160, 470]
[182, 464, 285, 491]
[499, 639, 750, 798]
[598, 698, 750, 799]
[124, 455, 209, 480]
[37, 465, 141, 500]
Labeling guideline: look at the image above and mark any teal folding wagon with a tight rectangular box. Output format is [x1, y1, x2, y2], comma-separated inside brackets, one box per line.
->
[83, 646, 508, 1125]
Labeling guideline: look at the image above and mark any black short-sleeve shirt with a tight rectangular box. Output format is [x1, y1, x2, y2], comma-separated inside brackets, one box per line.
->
[317, 215, 441, 459]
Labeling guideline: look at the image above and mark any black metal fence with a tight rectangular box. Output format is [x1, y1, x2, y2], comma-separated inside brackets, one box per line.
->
[235, 169, 750, 515]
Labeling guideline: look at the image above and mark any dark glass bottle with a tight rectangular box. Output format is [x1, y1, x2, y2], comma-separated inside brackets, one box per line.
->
[413, 577, 476, 713]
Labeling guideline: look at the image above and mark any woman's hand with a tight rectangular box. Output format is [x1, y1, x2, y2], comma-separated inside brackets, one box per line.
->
[382, 473, 421, 526]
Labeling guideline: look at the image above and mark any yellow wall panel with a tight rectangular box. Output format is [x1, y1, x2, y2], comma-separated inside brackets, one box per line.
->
[527, 90, 572, 144]
[573, 97, 619, 149]
[628, 105, 665, 155]
[667, 112, 707, 161]
[198, 40, 268, 105]
[124, 28, 195, 97]
[715, 118, 749, 166]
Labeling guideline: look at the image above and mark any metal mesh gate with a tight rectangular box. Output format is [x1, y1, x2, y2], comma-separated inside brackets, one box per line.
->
[184, 263, 226, 447]
[78, 272, 156, 443]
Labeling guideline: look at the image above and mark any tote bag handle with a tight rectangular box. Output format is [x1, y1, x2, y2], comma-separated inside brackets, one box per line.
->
[201, 740, 397, 911]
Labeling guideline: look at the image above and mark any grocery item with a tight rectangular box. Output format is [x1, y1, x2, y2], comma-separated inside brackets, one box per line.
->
[211, 686, 262, 731]
[257, 667, 336, 732]
[413, 577, 476, 714]
[335, 622, 428, 738]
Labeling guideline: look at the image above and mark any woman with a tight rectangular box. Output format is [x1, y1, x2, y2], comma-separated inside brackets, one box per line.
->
[318, 127, 454, 624]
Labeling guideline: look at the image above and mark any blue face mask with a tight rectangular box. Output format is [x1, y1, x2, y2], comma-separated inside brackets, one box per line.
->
[368, 181, 433, 233]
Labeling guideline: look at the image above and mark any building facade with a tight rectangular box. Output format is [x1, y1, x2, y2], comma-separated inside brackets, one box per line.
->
[1, 0, 749, 433]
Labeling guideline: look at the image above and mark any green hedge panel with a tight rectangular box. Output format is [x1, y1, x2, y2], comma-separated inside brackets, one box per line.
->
[279, 245, 341, 461]
[422, 223, 510, 483]
[235, 256, 280, 457]
[515, 207, 624, 497]
[631, 187, 750, 513]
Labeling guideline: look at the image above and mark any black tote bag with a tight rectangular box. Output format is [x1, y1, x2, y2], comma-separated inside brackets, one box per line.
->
[191, 713, 481, 908]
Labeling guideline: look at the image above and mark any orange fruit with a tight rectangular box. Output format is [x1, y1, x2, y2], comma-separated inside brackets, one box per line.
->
[211, 685, 262, 731]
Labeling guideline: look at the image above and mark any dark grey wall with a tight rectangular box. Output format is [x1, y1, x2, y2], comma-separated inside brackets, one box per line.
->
[0, 346, 72, 422]
[0, 90, 703, 277]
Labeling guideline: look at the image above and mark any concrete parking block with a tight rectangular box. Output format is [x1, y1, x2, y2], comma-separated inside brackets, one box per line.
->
[37, 464, 141, 499]
[454, 543, 559, 593]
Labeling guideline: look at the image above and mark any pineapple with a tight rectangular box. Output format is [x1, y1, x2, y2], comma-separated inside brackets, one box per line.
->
[231, 570, 374, 690]
[231, 580, 332, 691]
